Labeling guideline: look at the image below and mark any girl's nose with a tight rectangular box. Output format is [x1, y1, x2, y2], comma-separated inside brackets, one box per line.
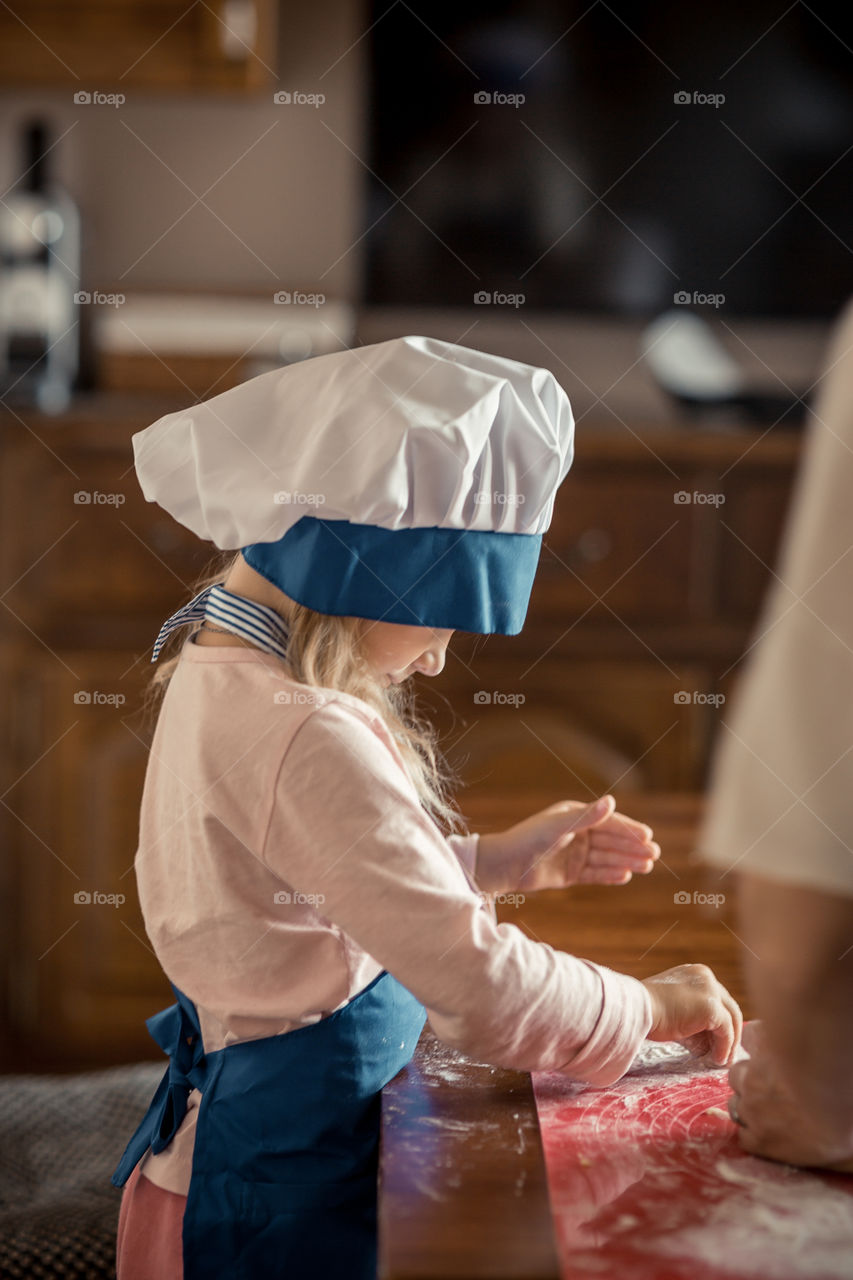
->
[415, 648, 445, 678]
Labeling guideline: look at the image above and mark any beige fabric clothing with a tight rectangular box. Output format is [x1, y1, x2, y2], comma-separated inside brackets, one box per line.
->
[698, 299, 853, 897]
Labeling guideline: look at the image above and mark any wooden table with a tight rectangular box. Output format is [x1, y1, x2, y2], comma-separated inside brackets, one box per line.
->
[379, 792, 747, 1278]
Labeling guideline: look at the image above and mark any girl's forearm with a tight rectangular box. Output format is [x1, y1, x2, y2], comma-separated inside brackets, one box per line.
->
[471, 830, 518, 893]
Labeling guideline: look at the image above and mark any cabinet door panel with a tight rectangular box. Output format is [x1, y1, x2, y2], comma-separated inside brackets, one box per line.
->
[0, 1, 278, 91]
[532, 469, 694, 623]
[3, 431, 215, 637]
[718, 474, 795, 620]
[6, 649, 172, 1064]
[422, 659, 713, 798]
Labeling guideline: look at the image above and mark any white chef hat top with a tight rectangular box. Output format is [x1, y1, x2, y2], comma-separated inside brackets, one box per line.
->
[133, 335, 574, 635]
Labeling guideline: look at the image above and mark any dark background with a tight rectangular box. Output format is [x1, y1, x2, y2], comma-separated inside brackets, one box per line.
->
[365, 0, 853, 318]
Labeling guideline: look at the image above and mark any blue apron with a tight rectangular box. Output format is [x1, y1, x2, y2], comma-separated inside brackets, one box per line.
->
[112, 971, 426, 1279]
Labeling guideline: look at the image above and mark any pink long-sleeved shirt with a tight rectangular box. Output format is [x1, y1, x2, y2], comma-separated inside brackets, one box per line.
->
[135, 636, 652, 1194]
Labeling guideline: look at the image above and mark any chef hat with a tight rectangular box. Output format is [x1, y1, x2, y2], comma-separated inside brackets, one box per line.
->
[132, 335, 574, 635]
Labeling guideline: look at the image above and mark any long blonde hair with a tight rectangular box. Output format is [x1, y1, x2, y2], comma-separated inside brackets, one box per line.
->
[147, 552, 469, 838]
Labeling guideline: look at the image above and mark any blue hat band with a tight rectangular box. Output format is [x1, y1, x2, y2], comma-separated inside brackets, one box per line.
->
[242, 517, 542, 635]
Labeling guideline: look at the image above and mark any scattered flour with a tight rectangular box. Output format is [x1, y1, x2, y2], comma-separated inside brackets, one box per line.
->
[638, 1156, 853, 1278]
[630, 1038, 749, 1072]
[536, 1039, 853, 1279]
[631, 1040, 692, 1069]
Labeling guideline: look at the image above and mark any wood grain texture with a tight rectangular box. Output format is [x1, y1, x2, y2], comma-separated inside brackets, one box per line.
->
[380, 1030, 560, 1280]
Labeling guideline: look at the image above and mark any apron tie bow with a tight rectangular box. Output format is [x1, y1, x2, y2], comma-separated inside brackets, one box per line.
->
[112, 985, 206, 1182]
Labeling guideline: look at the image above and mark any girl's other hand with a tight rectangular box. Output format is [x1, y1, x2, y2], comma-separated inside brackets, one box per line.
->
[641, 962, 743, 1067]
[477, 795, 661, 894]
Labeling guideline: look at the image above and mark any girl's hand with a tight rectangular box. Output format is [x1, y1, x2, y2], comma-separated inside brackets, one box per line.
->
[727, 1022, 853, 1171]
[475, 795, 660, 895]
[642, 962, 743, 1067]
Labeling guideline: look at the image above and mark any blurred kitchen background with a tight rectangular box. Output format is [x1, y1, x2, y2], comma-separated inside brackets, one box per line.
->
[1, 0, 852, 1069]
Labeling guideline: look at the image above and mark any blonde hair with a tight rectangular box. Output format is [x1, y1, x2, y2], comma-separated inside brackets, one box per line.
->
[147, 552, 469, 837]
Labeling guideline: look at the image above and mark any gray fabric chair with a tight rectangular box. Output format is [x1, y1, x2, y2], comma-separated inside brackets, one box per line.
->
[0, 1061, 164, 1279]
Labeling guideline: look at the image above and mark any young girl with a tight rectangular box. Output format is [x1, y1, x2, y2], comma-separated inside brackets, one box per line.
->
[113, 335, 742, 1280]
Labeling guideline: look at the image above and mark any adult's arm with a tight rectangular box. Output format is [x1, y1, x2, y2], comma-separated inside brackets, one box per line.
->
[731, 872, 853, 1167]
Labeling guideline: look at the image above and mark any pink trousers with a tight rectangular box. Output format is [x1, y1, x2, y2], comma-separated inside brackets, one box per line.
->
[115, 1161, 186, 1280]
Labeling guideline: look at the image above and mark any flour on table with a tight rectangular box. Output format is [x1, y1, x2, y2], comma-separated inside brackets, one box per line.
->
[638, 1156, 853, 1278]
[631, 1041, 692, 1070]
[630, 1039, 749, 1072]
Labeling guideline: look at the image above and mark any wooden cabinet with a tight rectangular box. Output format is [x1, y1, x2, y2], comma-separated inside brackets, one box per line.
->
[0, 395, 212, 1069]
[422, 428, 802, 808]
[5, 650, 172, 1059]
[534, 469, 694, 623]
[0, 402, 802, 1066]
[427, 658, 713, 797]
[0, 0, 278, 93]
[1, 415, 216, 646]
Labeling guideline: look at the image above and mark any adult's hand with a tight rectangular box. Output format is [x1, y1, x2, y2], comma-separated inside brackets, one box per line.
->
[728, 1023, 853, 1171]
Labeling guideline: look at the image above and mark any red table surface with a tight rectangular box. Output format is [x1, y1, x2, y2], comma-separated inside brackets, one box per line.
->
[533, 1040, 853, 1280]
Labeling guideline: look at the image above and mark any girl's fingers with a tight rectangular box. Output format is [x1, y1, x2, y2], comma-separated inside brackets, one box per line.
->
[578, 866, 632, 884]
[607, 841, 660, 863]
[587, 849, 657, 870]
[554, 803, 654, 843]
[721, 990, 744, 1060]
[708, 979, 744, 1066]
[605, 813, 654, 839]
[591, 830, 660, 855]
[587, 843, 658, 865]
[561, 796, 615, 830]
[594, 828, 652, 849]
[708, 1005, 737, 1066]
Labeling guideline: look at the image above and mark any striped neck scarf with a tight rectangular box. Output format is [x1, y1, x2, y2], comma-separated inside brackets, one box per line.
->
[151, 584, 290, 663]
